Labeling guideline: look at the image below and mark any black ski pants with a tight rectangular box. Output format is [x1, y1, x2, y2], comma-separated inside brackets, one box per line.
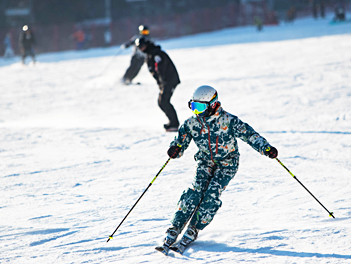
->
[158, 84, 179, 127]
[21, 48, 35, 64]
[123, 54, 144, 82]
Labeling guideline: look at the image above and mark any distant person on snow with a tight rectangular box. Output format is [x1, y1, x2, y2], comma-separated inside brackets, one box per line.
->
[312, 0, 325, 19]
[104, 27, 112, 47]
[72, 27, 86, 50]
[254, 16, 263, 31]
[155, 85, 278, 255]
[135, 37, 180, 132]
[3, 33, 14, 58]
[333, 3, 346, 22]
[286, 6, 297, 23]
[19, 25, 36, 65]
[121, 25, 152, 85]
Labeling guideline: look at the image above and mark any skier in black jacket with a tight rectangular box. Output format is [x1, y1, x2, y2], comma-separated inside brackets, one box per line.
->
[19, 25, 36, 65]
[135, 37, 180, 132]
[121, 25, 152, 85]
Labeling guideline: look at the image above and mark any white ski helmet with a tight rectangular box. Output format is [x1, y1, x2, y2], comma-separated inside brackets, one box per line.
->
[188, 85, 218, 117]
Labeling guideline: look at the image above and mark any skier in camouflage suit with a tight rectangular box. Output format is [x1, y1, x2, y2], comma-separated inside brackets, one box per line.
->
[156, 85, 278, 255]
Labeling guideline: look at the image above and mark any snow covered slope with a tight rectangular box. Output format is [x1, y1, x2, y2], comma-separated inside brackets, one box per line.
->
[1, 15, 351, 263]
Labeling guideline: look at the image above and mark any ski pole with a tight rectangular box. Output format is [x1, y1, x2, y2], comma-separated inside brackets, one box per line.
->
[107, 157, 172, 242]
[276, 158, 335, 218]
[97, 48, 123, 77]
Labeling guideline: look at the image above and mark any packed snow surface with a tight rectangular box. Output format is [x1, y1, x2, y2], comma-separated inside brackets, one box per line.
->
[1, 15, 351, 263]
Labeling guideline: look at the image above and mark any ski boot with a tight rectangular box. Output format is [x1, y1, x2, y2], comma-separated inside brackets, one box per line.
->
[170, 225, 198, 255]
[155, 226, 180, 255]
[122, 77, 131, 85]
[164, 123, 179, 132]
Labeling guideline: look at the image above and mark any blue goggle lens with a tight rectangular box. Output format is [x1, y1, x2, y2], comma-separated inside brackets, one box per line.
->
[191, 101, 208, 115]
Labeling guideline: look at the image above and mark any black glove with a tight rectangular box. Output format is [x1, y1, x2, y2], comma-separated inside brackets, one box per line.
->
[167, 145, 181, 158]
[264, 146, 278, 159]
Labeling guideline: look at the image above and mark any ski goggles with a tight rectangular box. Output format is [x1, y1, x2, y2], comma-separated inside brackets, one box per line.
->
[140, 29, 150, 35]
[188, 93, 218, 115]
[189, 101, 208, 115]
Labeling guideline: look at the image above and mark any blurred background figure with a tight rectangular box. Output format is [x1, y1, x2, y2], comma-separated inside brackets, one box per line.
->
[72, 27, 86, 50]
[286, 6, 297, 23]
[312, 0, 326, 19]
[104, 27, 112, 47]
[83, 27, 92, 49]
[333, 2, 346, 22]
[3, 33, 14, 58]
[135, 37, 180, 132]
[254, 16, 263, 31]
[121, 25, 153, 85]
[19, 25, 36, 65]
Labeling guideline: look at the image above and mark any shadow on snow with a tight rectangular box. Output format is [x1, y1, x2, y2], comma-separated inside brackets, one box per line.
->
[191, 241, 351, 260]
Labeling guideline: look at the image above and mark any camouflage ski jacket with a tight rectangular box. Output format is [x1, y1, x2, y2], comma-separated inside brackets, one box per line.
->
[170, 105, 272, 162]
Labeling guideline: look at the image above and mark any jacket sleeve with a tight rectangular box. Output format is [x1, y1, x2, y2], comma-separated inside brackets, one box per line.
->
[123, 35, 137, 48]
[169, 121, 193, 158]
[155, 53, 169, 86]
[152, 52, 166, 85]
[231, 116, 271, 155]
[147, 55, 160, 84]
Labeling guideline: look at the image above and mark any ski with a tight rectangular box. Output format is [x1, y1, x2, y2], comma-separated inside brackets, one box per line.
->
[169, 226, 198, 255]
[155, 226, 180, 256]
[165, 127, 178, 132]
[169, 241, 189, 255]
[124, 81, 141, 86]
[155, 245, 170, 256]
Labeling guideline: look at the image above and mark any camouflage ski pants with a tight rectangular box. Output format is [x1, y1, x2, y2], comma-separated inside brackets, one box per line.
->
[171, 157, 239, 231]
